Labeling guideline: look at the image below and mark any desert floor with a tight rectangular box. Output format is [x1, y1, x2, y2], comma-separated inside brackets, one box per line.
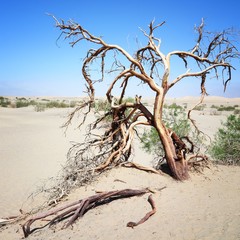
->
[0, 96, 240, 240]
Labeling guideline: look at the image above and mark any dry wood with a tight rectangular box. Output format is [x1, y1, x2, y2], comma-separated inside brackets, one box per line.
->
[126, 194, 156, 228]
[22, 189, 150, 238]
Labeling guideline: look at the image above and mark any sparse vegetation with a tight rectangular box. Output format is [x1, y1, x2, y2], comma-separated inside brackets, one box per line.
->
[209, 114, 240, 165]
[16, 98, 31, 108]
[217, 106, 235, 111]
[0, 97, 78, 110]
[210, 104, 237, 112]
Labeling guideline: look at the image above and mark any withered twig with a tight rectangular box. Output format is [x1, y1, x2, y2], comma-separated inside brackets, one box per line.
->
[127, 194, 156, 228]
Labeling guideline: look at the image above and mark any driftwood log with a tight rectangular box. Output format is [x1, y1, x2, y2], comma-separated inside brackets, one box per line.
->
[22, 188, 158, 238]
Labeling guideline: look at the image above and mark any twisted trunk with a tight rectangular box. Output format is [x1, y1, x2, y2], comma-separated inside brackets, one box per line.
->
[154, 92, 189, 181]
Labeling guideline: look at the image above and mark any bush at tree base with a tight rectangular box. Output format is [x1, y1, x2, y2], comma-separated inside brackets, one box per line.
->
[141, 105, 206, 167]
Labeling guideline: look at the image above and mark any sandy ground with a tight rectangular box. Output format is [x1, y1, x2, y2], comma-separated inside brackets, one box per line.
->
[0, 96, 240, 240]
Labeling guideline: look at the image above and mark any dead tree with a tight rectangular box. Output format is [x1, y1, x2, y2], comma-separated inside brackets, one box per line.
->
[53, 17, 239, 181]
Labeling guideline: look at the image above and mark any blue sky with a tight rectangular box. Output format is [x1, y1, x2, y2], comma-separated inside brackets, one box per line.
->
[0, 0, 239, 98]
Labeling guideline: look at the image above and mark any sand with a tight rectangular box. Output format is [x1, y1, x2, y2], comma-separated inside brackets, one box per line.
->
[0, 96, 240, 240]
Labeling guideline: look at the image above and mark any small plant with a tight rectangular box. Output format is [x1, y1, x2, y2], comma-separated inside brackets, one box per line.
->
[209, 114, 240, 165]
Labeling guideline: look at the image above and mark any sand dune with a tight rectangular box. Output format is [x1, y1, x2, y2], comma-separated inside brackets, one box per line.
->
[0, 96, 239, 239]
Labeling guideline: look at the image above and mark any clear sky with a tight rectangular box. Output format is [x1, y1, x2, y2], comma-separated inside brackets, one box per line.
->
[0, 0, 239, 98]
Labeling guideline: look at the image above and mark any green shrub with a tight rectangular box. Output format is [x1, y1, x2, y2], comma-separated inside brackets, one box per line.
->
[141, 107, 191, 157]
[209, 114, 240, 165]
[217, 106, 235, 111]
[167, 103, 183, 110]
[16, 99, 29, 108]
[0, 96, 11, 107]
[211, 105, 236, 111]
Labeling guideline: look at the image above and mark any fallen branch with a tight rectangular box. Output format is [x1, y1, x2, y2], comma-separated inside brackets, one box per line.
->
[22, 188, 150, 238]
[127, 194, 156, 228]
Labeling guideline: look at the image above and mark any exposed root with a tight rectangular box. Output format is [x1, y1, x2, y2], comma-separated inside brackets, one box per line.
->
[187, 155, 210, 173]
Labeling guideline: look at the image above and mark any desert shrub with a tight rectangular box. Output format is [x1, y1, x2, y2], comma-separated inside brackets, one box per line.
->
[217, 106, 235, 111]
[210, 104, 236, 112]
[0, 96, 11, 107]
[46, 101, 59, 108]
[209, 114, 240, 165]
[16, 99, 30, 108]
[141, 104, 207, 167]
